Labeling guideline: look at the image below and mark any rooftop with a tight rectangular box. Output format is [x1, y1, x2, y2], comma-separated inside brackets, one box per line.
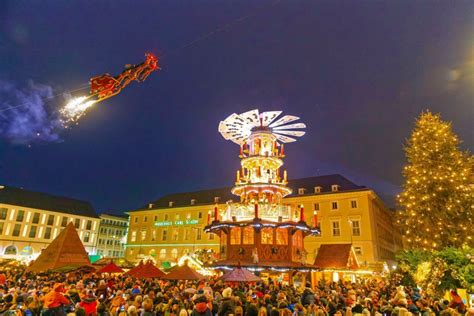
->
[100, 213, 129, 220]
[0, 185, 98, 218]
[133, 174, 366, 211]
[313, 243, 359, 269]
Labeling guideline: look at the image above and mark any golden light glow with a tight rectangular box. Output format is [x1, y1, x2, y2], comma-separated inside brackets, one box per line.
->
[60, 96, 97, 124]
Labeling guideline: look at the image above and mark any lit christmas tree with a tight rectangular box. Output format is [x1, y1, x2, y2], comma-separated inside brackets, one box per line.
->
[397, 111, 473, 250]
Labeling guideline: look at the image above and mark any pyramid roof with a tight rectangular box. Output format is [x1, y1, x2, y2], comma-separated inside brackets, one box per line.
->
[27, 222, 91, 272]
[125, 261, 165, 279]
[220, 267, 261, 282]
[162, 264, 205, 280]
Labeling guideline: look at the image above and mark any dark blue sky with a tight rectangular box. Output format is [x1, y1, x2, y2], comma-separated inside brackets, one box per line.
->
[0, 1, 473, 213]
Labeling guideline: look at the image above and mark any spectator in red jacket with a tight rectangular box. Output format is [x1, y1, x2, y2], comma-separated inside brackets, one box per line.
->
[79, 291, 98, 316]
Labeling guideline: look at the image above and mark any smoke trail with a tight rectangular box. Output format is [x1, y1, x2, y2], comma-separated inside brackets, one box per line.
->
[0, 79, 63, 144]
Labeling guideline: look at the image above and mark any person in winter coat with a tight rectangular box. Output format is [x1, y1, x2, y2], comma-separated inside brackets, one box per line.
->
[449, 290, 466, 314]
[218, 288, 235, 316]
[143, 298, 156, 316]
[42, 283, 70, 316]
[191, 295, 212, 316]
[301, 288, 315, 307]
[78, 291, 98, 316]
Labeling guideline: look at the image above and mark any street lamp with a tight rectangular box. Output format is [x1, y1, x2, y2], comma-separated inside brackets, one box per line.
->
[348, 219, 353, 245]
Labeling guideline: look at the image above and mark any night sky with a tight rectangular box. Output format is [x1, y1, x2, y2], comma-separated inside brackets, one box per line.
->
[1, 1, 473, 213]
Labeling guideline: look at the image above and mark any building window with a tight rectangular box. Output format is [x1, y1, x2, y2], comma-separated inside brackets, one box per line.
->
[331, 184, 340, 192]
[298, 188, 306, 195]
[351, 220, 361, 236]
[314, 203, 320, 211]
[276, 228, 288, 245]
[332, 221, 341, 236]
[214, 197, 220, 204]
[169, 201, 174, 207]
[61, 217, 68, 227]
[331, 202, 338, 210]
[84, 232, 90, 243]
[184, 229, 190, 240]
[47, 215, 54, 225]
[314, 186, 322, 193]
[351, 200, 358, 209]
[154, 215, 157, 221]
[141, 229, 147, 241]
[86, 220, 92, 230]
[230, 227, 240, 245]
[162, 230, 167, 241]
[144, 216, 148, 222]
[173, 229, 179, 241]
[16, 210, 25, 222]
[261, 228, 273, 244]
[198, 212, 202, 219]
[242, 227, 254, 244]
[131, 231, 137, 242]
[32, 213, 40, 224]
[29, 226, 37, 238]
[159, 249, 166, 259]
[75, 218, 80, 229]
[44, 227, 52, 239]
[175, 214, 180, 220]
[190, 199, 196, 205]
[354, 246, 362, 255]
[12, 224, 21, 237]
[0, 222, 4, 235]
[171, 249, 178, 259]
[196, 229, 202, 240]
[4, 245, 17, 255]
[0, 208, 7, 220]
[151, 229, 156, 241]
[134, 217, 138, 223]
[164, 214, 169, 221]
[209, 233, 214, 240]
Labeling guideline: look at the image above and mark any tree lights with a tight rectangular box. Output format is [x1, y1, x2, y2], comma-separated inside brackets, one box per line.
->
[396, 111, 473, 250]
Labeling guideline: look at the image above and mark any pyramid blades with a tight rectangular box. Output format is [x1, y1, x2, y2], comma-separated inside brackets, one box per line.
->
[260, 111, 282, 127]
[274, 134, 297, 143]
[239, 109, 260, 127]
[268, 115, 300, 128]
[273, 130, 306, 137]
[273, 122, 306, 130]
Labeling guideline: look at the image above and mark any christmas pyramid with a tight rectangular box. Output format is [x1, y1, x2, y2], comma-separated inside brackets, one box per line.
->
[27, 222, 91, 272]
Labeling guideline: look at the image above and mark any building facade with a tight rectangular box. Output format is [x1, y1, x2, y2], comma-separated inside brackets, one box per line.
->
[96, 214, 128, 258]
[126, 175, 403, 267]
[0, 185, 100, 260]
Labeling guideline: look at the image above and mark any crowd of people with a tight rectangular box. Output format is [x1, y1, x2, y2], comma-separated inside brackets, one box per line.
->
[0, 269, 471, 316]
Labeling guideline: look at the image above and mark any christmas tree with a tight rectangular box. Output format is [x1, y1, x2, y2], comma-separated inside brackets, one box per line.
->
[397, 111, 473, 250]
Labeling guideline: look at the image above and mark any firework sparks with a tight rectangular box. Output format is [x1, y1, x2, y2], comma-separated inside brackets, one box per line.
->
[60, 96, 97, 124]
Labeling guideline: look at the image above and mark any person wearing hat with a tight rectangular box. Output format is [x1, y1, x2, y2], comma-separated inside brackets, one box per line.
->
[218, 288, 234, 316]
[42, 283, 70, 316]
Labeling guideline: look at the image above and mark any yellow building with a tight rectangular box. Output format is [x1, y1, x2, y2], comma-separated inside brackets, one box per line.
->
[0, 185, 100, 260]
[126, 174, 403, 268]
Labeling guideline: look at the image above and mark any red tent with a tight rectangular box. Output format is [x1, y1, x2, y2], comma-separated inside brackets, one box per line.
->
[125, 261, 165, 279]
[97, 261, 124, 274]
[162, 264, 205, 280]
[220, 267, 261, 282]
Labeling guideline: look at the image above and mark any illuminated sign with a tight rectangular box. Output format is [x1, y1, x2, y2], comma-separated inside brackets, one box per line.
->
[154, 219, 199, 227]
